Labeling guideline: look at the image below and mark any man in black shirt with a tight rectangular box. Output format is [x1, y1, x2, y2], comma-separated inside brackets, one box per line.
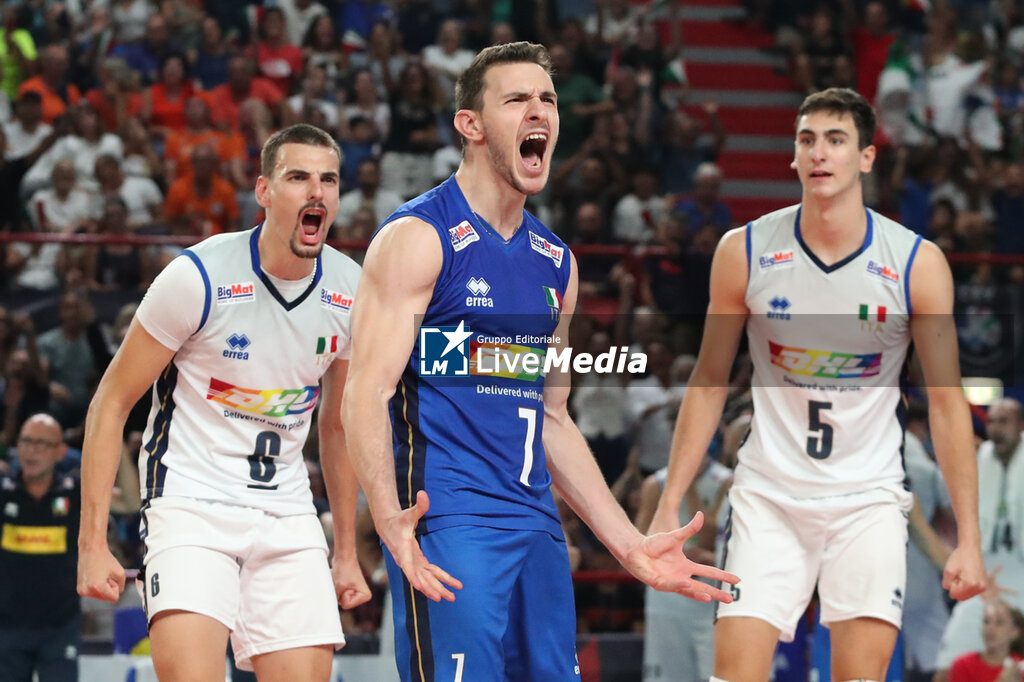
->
[0, 413, 80, 682]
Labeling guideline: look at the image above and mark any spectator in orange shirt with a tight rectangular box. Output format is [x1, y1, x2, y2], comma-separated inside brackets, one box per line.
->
[84, 57, 143, 134]
[163, 143, 240, 236]
[163, 96, 247, 187]
[140, 52, 195, 138]
[250, 7, 304, 96]
[18, 45, 80, 124]
[206, 55, 285, 131]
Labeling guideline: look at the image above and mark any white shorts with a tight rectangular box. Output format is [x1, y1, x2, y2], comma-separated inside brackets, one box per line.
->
[140, 497, 344, 671]
[717, 485, 908, 641]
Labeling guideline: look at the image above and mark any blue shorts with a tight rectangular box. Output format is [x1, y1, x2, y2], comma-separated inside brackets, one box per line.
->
[384, 525, 581, 682]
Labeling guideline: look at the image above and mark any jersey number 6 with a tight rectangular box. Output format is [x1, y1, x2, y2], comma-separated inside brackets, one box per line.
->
[248, 430, 281, 488]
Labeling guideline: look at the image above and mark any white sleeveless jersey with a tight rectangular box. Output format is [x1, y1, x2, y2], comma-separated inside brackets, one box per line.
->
[137, 227, 361, 515]
[736, 204, 921, 500]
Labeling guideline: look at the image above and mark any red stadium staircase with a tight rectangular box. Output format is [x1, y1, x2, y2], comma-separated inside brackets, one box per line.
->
[656, 0, 802, 225]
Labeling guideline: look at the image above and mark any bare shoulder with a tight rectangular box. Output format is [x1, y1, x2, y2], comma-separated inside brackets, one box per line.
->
[720, 225, 748, 248]
[363, 215, 443, 290]
[908, 240, 953, 316]
[708, 226, 750, 314]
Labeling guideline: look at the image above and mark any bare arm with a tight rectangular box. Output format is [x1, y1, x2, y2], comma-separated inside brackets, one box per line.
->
[634, 472, 661, 534]
[319, 357, 372, 610]
[544, 255, 643, 558]
[908, 493, 953, 570]
[78, 319, 176, 602]
[649, 227, 748, 533]
[341, 216, 462, 602]
[704, 102, 726, 157]
[544, 254, 737, 600]
[909, 239, 986, 601]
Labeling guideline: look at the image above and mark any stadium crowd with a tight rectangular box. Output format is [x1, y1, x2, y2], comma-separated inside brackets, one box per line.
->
[1, 0, 1023, 680]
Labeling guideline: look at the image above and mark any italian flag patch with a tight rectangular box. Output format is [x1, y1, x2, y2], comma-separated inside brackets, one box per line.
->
[316, 335, 338, 354]
[543, 286, 562, 310]
[859, 304, 886, 322]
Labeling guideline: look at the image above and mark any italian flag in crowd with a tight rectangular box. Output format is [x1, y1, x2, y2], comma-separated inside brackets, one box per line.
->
[859, 305, 887, 322]
[316, 335, 338, 354]
[543, 286, 562, 310]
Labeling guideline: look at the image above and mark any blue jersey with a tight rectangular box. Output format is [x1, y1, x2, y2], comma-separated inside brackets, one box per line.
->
[378, 176, 570, 537]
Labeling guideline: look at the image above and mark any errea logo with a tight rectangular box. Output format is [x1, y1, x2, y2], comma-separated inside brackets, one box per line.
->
[223, 333, 251, 360]
[465, 277, 493, 307]
[767, 296, 791, 320]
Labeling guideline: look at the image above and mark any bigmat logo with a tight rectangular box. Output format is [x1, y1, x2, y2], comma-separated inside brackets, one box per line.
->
[217, 281, 255, 304]
[320, 289, 354, 311]
[866, 260, 900, 285]
[529, 232, 564, 267]
[769, 341, 881, 378]
[449, 221, 480, 252]
[206, 378, 320, 416]
[759, 251, 795, 270]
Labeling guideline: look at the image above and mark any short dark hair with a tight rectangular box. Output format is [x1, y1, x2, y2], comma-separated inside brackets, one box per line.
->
[16, 90, 42, 107]
[797, 87, 876, 149]
[159, 51, 189, 80]
[260, 124, 341, 178]
[455, 41, 551, 114]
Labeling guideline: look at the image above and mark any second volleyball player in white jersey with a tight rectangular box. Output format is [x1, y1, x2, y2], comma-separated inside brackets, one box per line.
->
[649, 88, 987, 682]
[76, 124, 371, 682]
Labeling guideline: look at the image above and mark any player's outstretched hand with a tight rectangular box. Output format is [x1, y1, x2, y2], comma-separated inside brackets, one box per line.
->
[331, 554, 373, 610]
[942, 544, 987, 601]
[77, 545, 126, 603]
[377, 490, 463, 603]
[622, 511, 739, 603]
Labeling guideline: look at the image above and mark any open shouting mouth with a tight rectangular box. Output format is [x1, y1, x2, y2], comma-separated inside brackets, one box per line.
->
[519, 131, 549, 173]
[298, 204, 327, 245]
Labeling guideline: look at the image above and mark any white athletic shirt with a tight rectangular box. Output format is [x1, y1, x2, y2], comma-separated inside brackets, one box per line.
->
[135, 226, 361, 515]
[978, 439, 1024, 585]
[736, 204, 921, 502]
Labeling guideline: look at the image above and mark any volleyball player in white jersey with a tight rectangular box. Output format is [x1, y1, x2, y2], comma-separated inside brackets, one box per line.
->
[648, 88, 987, 682]
[76, 124, 371, 682]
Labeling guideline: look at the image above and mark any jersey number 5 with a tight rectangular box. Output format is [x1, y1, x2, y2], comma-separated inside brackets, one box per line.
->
[248, 430, 281, 489]
[806, 401, 833, 459]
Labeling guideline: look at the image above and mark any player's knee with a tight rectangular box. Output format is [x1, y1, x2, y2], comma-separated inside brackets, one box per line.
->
[152, 655, 226, 682]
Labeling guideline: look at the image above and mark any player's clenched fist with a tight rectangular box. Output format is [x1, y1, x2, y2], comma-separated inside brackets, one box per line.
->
[77, 546, 126, 603]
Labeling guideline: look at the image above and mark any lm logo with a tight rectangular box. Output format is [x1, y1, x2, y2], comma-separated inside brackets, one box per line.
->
[217, 282, 255, 304]
[767, 296, 791, 320]
[224, 333, 250, 360]
[419, 321, 472, 376]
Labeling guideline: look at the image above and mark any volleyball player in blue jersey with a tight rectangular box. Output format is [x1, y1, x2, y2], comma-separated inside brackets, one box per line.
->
[342, 42, 738, 682]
